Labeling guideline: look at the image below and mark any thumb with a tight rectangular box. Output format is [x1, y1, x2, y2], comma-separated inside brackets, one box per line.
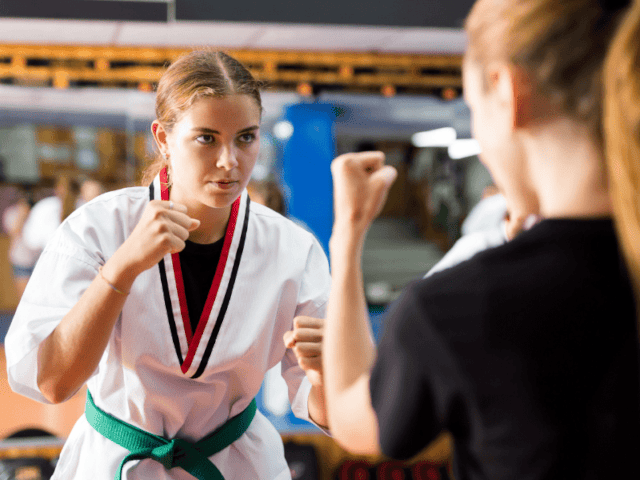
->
[188, 218, 201, 231]
[283, 331, 296, 348]
[370, 165, 398, 198]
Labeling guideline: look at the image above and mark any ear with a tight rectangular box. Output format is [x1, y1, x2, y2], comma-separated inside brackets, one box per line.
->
[511, 66, 534, 129]
[487, 63, 533, 130]
[151, 120, 169, 156]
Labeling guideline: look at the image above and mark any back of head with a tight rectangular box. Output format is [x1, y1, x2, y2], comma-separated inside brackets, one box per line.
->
[141, 50, 262, 185]
[465, 0, 630, 140]
[604, 0, 640, 313]
[56, 175, 80, 222]
[466, 0, 640, 324]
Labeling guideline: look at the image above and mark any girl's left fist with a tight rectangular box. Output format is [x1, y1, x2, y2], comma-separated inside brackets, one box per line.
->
[283, 316, 324, 387]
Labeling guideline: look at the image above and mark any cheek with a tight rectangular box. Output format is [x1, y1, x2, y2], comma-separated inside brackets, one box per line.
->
[240, 145, 260, 172]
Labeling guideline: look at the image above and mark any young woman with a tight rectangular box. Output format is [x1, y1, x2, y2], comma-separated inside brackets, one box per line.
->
[6, 50, 330, 480]
[320, 0, 640, 479]
[2, 185, 37, 299]
[22, 175, 80, 259]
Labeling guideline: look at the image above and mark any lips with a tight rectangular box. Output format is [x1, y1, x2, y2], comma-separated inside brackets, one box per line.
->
[210, 180, 238, 190]
[208, 179, 237, 184]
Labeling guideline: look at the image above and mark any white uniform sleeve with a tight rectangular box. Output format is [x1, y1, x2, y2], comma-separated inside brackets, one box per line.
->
[280, 234, 331, 424]
[425, 225, 507, 278]
[5, 222, 103, 404]
[21, 198, 61, 253]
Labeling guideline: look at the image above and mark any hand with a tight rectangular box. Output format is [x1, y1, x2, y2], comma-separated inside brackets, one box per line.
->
[330, 151, 397, 238]
[504, 209, 528, 241]
[119, 200, 200, 275]
[284, 316, 324, 387]
[504, 211, 542, 240]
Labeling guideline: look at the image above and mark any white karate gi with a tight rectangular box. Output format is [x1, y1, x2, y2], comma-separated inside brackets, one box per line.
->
[5, 175, 331, 480]
[21, 196, 63, 255]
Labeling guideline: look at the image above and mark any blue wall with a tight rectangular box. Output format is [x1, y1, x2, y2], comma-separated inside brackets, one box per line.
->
[280, 103, 339, 256]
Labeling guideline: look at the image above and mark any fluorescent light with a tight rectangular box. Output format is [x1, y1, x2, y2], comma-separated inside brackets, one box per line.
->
[273, 120, 294, 140]
[411, 127, 456, 147]
[448, 139, 481, 159]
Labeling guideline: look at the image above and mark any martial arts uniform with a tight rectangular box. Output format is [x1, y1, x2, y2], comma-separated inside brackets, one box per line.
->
[6, 174, 331, 479]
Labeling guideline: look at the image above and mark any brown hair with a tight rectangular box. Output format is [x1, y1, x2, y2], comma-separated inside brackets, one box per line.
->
[465, 0, 629, 140]
[247, 179, 286, 215]
[141, 50, 262, 186]
[57, 175, 80, 222]
[604, 0, 640, 315]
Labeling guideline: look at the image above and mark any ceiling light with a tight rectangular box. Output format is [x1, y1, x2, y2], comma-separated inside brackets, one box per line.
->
[411, 127, 456, 147]
[273, 120, 294, 140]
[448, 139, 481, 159]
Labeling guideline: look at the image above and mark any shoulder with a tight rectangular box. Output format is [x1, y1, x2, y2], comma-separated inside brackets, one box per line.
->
[425, 226, 507, 278]
[68, 186, 148, 222]
[249, 200, 321, 248]
[48, 186, 148, 256]
[29, 196, 60, 215]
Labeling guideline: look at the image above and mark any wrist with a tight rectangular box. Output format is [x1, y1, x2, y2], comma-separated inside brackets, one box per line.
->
[101, 251, 140, 293]
[330, 223, 365, 255]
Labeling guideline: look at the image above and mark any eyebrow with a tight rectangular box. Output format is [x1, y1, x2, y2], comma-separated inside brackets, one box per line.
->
[191, 125, 260, 135]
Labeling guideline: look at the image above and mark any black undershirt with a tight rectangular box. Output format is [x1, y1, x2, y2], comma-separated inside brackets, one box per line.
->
[178, 237, 224, 334]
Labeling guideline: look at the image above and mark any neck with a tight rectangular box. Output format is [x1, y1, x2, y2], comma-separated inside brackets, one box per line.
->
[522, 118, 611, 219]
[170, 190, 233, 244]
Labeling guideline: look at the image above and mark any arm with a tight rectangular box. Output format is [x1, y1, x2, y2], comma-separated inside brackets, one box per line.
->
[322, 151, 397, 454]
[324, 228, 379, 453]
[36, 200, 199, 403]
[4, 201, 30, 239]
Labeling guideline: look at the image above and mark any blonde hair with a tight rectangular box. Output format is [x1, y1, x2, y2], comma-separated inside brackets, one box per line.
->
[465, 0, 629, 140]
[604, 0, 640, 315]
[141, 50, 262, 186]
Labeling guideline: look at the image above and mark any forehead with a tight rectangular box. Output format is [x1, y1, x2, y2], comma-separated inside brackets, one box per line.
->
[176, 94, 261, 128]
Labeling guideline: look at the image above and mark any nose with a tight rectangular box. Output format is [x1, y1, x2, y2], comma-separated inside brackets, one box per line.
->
[216, 144, 239, 171]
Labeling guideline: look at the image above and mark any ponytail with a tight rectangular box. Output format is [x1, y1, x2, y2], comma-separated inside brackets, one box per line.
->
[603, 0, 640, 324]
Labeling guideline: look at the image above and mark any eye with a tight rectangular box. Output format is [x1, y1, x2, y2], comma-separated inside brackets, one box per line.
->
[196, 134, 215, 145]
[238, 132, 257, 144]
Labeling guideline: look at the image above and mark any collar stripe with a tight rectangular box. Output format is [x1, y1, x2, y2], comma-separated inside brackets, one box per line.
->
[158, 169, 194, 344]
[150, 181, 185, 365]
[191, 196, 250, 379]
[181, 197, 241, 374]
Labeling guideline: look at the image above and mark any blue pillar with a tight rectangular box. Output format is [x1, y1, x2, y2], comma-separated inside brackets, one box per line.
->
[280, 103, 337, 256]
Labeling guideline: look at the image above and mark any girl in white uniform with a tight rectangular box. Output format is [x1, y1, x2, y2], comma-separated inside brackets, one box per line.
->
[5, 50, 330, 480]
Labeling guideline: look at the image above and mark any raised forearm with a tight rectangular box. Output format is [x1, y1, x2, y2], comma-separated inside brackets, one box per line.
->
[323, 228, 380, 453]
[326, 231, 376, 385]
[36, 254, 137, 403]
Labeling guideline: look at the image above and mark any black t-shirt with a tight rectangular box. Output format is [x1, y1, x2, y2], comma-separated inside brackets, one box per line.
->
[370, 218, 640, 480]
[179, 237, 224, 334]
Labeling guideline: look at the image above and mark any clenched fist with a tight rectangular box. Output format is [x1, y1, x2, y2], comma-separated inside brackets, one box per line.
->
[330, 151, 397, 237]
[283, 316, 324, 387]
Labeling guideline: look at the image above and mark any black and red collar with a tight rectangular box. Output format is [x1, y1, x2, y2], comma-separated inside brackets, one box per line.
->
[149, 169, 250, 378]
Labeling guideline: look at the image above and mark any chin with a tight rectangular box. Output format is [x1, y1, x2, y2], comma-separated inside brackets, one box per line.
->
[201, 192, 242, 210]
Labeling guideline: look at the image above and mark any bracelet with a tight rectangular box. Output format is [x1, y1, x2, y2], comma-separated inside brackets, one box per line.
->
[98, 266, 130, 296]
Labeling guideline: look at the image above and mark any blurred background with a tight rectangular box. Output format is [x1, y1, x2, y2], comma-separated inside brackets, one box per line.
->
[0, 1, 491, 478]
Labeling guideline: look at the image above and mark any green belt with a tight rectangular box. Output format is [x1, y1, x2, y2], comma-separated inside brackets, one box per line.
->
[85, 391, 257, 480]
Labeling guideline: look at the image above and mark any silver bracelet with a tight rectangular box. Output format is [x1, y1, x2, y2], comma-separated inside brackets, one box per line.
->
[98, 266, 130, 296]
